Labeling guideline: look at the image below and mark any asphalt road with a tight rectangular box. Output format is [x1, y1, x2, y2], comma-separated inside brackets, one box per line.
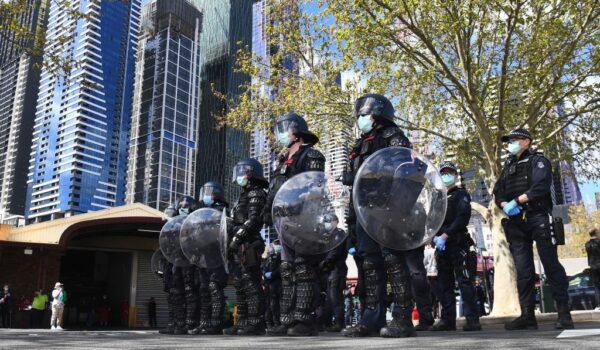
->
[1, 323, 599, 349]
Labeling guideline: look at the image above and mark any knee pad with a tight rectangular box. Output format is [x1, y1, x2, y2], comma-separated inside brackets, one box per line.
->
[280, 261, 294, 282]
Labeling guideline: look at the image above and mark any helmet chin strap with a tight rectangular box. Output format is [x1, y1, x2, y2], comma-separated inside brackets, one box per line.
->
[286, 134, 299, 148]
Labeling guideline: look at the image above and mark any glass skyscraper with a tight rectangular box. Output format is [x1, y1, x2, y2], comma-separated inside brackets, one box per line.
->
[126, 0, 202, 211]
[192, 0, 252, 202]
[25, 0, 141, 223]
[0, 0, 49, 225]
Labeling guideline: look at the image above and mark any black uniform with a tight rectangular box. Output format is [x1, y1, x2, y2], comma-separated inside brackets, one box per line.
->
[493, 149, 570, 318]
[262, 249, 282, 328]
[225, 184, 267, 335]
[585, 238, 600, 307]
[434, 187, 479, 329]
[319, 232, 349, 330]
[265, 145, 325, 334]
[343, 125, 432, 335]
[170, 264, 187, 334]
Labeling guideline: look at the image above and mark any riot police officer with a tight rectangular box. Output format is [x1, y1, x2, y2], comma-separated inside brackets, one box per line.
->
[178, 196, 200, 334]
[586, 229, 600, 309]
[341, 94, 432, 338]
[318, 214, 349, 332]
[188, 182, 229, 335]
[158, 205, 177, 335]
[264, 112, 326, 336]
[430, 162, 481, 331]
[493, 128, 573, 330]
[262, 240, 282, 329]
[224, 158, 269, 335]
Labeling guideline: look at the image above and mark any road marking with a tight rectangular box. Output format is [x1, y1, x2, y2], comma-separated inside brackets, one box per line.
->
[557, 329, 600, 338]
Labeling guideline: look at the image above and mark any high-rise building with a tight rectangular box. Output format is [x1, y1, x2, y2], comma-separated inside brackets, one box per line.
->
[191, 0, 253, 202]
[0, 0, 49, 225]
[125, 0, 202, 211]
[25, 0, 141, 223]
[595, 192, 600, 211]
[0, 0, 47, 67]
[551, 160, 583, 205]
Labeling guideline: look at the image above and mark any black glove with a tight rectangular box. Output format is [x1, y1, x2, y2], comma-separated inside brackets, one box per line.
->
[228, 235, 242, 257]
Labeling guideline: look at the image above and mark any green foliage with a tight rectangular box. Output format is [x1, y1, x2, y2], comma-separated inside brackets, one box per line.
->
[219, 0, 599, 190]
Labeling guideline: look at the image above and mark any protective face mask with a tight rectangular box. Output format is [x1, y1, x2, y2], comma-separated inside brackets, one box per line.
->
[323, 222, 332, 231]
[203, 196, 213, 206]
[178, 208, 189, 215]
[441, 174, 455, 187]
[357, 115, 373, 134]
[508, 140, 521, 155]
[277, 131, 291, 147]
[236, 176, 248, 187]
[274, 245, 282, 253]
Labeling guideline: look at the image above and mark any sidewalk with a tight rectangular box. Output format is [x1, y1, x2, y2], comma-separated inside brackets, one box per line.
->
[456, 309, 600, 327]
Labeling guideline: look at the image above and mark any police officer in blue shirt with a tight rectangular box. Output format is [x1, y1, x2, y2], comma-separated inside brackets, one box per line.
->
[493, 128, 573, 330]
[431, 162, 481, 332]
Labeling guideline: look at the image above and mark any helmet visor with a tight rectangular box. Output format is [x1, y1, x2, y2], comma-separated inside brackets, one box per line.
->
[232, 164, 255, 182]
[199, 185, 219, 199]
[354, 96, 382, 118]
[274, 119, 298, 135]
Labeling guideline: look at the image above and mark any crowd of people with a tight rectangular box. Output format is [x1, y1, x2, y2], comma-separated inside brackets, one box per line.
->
[154, 93, 590, 338]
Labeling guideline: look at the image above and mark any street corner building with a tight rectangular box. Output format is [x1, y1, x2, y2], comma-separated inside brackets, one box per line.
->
[0, 203, 169, 327]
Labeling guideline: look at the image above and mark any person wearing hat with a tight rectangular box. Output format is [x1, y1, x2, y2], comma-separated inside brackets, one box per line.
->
[50, 282, 67, 330]
[264, 112, 325, 336]
[493, 128, 573, 330]
[341, 94, 434, 338]
[429, 162, 481, 332]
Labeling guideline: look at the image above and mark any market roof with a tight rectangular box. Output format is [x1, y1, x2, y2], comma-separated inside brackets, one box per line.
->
[2, 203, 166, 246]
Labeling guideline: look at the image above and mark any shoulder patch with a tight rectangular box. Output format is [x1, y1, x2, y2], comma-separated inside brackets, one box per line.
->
[537, 161, 545, 168]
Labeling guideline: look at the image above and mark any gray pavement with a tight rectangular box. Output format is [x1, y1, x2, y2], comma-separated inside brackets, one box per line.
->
[1, 323, 599, 349]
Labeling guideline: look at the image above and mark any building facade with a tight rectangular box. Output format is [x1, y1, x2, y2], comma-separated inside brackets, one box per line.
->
[0, 0, 49, 225]
[192, 0, 253, 202]
[125, 0, 202, 211]
[25, 0, 141, 223]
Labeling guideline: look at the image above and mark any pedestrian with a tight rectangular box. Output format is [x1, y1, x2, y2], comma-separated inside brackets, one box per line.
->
[343, 284, 354, 327]
[430, 162, 481, 332]
[148, 297, 157, 328]
[120, 300, 129, 327]
[50, 282, 67, 330]
[474, 278, 487, 316]
[262, 241, 282, 330]
[98, 294, 110, 327]
[0, 284, 13, 328]
[585, 228, 600, 310]
[31, 289, 49, 328]
[493, 128, 573, 330]
[423, 243, 439, 317]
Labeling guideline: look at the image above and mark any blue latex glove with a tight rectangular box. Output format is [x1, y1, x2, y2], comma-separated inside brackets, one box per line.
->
[264, 272, 272, 280]
[503, 199, 522, 216]
[348, 247, 357, 256]
[433, 236, 446, 252]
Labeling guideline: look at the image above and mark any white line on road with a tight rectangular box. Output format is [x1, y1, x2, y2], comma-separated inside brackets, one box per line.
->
[557, 329, 600, 338]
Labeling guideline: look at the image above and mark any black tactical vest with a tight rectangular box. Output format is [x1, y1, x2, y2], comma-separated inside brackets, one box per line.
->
[501, 150, 552, 212]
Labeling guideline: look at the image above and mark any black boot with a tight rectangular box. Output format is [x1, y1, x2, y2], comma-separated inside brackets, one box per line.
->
[555, 301, 574, 330]
[414, 319, 433, 331]
[504, 307, 537, 330]
[430, 320, 456, 331]
[287, 322, 318, 336]
[159, 295, 175, 334]
[326, 322, 344, 332]
[462, 319, 482, 331]
[380, 313, 417, 338]
[266, 324, 288, 336]
[341, 324, 380, 337]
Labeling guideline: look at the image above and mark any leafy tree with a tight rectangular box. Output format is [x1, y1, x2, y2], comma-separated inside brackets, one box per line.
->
[559, 205, 600, 258]
[218, 0, 599, 315]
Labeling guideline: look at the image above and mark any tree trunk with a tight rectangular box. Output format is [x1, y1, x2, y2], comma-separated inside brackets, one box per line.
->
[488, 204, 521, 317]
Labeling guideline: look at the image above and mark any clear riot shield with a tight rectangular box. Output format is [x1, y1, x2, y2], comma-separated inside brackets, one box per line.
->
[159, 215, 191, 267]
[150, 249, 168, 279]
[272, 171, 348, 255]
[219, 210, 232, 273]
[180, 208, 224, 269]
[352, 147, 447, 251]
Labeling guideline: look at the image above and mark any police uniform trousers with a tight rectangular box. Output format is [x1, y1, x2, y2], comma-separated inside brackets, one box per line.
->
[325, 265, 348, 326]
[230, 239, 265, 328]
[280, 241, 321, 326]
[264, 279, 281, 327]
[198, 266, 228, 329]
[435, 244, 479, 326]
[502, 211, 569, 310]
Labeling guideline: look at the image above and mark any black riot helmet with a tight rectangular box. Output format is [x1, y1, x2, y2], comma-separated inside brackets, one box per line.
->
[353, 94, 396, 125]
[177, 195, 197, 215]
[232, 158, 268, 188]
[164, 204, 177, 220]
[274, 112, 319, 147]
[199, 181, 226, 204]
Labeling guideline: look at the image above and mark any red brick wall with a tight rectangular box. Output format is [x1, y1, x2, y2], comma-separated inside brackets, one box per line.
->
[0, 245, 63, 304]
